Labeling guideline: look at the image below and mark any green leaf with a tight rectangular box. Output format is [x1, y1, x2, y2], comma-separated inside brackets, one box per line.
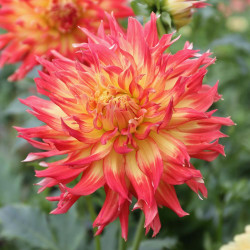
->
[131, 1, 150, 16]
[100, 221, 118, 250]
[0, 155, 22, 205]
[49, 206, 86, 250]
[128, 237, 177, 250]
[211, 35, 250, 54]
[0, 205, 57, 250]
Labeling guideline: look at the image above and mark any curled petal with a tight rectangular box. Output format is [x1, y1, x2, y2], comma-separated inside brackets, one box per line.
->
[114, 136, 134, 154]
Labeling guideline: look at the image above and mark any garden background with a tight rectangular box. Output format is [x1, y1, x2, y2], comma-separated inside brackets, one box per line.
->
[0, 0, 250, 249]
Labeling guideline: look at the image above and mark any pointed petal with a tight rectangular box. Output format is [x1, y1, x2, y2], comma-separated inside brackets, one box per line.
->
[66, 161, 105, 196]
[125, 151, 154, 206]
[65, 141, 113, 167]
[155, 181, 189, 217]
[136, 139, 163, 190]
[94, 188, 127, 233]
[103, 150, 128, 200]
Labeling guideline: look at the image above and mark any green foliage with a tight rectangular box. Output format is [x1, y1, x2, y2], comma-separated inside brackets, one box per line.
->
[128, 238, 177, 250]
[0, 205, 86, 250]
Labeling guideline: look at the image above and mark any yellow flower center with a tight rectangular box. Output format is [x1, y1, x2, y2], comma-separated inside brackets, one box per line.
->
[89, 89, 141, 131]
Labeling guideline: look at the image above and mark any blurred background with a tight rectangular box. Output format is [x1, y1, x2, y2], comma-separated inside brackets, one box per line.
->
[0, 0, 250, 249]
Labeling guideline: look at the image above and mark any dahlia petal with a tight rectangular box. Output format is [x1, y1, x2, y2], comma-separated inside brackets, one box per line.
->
[136, 139, 163, 190]
[119, 199, 130, 241]
[105, 12, 125, 38]
[78, 26, 109, 47]
[133, 199, 158, 229]
[151, 131, 190, 164]
[50, 192, 80, 215]
[22, 150, 67, 162]
[125, 152, 154, 206]
[103, 150, 128, 200]
[162, 162, 202, 185]
[118, 65, 134, 92]
[150, 213, 161, 237]
[36, 164, 83, 181]
[14, 125, 65, 139]
[65, 141, 113, 167]
[158, 98, 174, 131]
[151, 33, 175, 61]
[202, 116, 235, 127]
[144, 212, 161, 237]
[176, 81, 220, 112]
[127, 17, 146, 65]
[48, 138, 87, 152]
[186, 178, 208, 199]
[88, 43, 120, 67]
[191, 149, 225, 162]
[114, 136, 133, 154]
[18, 135, 52, 150]
[66, 160, 105, 196]
[155, 182, 189, 217]
[93, 188, 126, 232]
[169, 107, 208, 128]
[134, 122, 157, 140]
[171, 129, 227, 144]
[144, 13, 159, 47]
[49, 96, 83, 116]
[8, 54, 37, 81]
[61, 118, 103, 144]
[100, 127, 119, 145]
[36, 177, 58, 193]
[26, 109, 63, 132]
[186, 139, 226, 161]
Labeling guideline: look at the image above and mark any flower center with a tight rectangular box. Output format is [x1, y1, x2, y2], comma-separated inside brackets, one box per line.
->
[47, 2, 79, 33]
[89, 89, 142, 131]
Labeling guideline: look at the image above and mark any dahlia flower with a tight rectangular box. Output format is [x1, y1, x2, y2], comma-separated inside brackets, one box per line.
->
[220, 226, 250, 250]
[0, 0, 133, 81]
[162, 0, 207, 29]
[15, 13, 233, 239]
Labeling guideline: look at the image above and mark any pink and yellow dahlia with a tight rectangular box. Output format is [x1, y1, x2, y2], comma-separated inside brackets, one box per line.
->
[16, 14, 234, 239]
[162, 0, 207, 29]
[0, 0, 133, 81]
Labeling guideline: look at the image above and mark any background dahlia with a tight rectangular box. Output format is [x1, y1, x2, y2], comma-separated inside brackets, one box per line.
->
[220, 225, 250, 250]
[0, 0, 133, 81]
[15, 13, 233, 239]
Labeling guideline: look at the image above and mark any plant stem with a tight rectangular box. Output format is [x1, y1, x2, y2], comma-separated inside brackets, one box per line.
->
[85, 196, 101, 250]
[131, 213, 145, 250]
[118, 234, 127, 250]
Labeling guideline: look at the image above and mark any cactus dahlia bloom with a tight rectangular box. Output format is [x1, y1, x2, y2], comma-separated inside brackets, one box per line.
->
[163, 0, 207, 29]
[16, 13, 233, 239]
[220, 226, 250, 250]
[0, 0, 133, 81]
